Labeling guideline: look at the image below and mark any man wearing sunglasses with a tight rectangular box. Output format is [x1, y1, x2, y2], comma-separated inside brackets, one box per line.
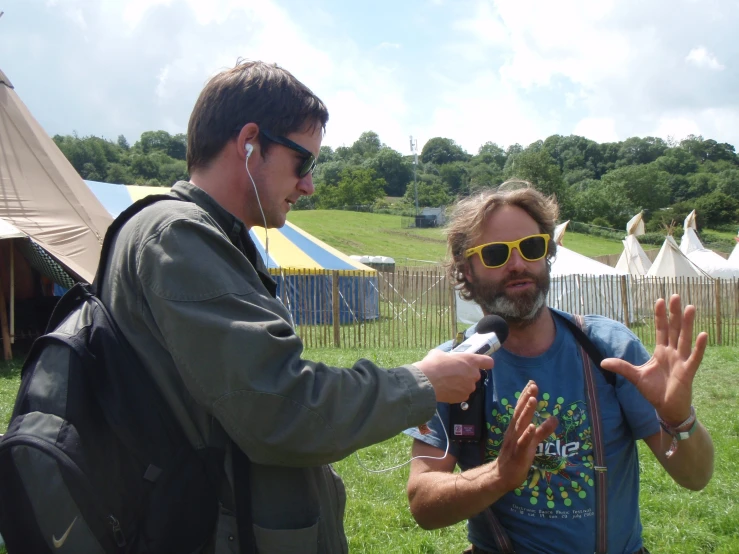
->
[99, 60, 492, 553]
[405, 184, 714, 554]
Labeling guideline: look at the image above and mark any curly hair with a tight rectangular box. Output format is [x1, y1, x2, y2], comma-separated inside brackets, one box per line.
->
[444, 181, 559, 300]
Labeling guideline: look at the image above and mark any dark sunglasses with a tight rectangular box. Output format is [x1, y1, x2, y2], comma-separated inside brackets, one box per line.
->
[259, 129, 317, 178]
[464, 234, 550, 268]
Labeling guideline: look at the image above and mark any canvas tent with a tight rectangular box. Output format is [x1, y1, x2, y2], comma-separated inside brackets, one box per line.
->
[646, 235, 708, 278]
[0, 68, 113, 357]
[456, 221, 628, 324]
[679, 210, 739, 279]
[86, 181, 379, 324]
[729, 233, 739, 268]
[615, 212, 652, 276]
[0, 69, 112, 282]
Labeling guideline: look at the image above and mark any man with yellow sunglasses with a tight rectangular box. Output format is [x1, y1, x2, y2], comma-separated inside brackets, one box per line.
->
[405, 183, 714, 554]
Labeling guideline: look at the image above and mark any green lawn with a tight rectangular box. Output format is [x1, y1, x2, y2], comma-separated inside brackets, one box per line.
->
[307, 345, 739, 554]
[0, 347, 736, 552]
[288, 210, 448, 264]
[288, 210, 626, 264]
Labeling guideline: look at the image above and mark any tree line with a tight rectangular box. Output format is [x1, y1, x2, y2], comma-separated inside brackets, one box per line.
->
[54, 130, 739, 233]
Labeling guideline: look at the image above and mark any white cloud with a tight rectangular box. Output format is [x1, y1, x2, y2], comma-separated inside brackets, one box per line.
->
[5, 0, 739, 157]
[572, 117, 619, 144]
[685, 46, 725, 70]
[440, 0, 739, 148]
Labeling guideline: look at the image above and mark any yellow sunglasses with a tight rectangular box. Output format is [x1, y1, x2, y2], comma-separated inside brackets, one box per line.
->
[464, 234, 550, 268]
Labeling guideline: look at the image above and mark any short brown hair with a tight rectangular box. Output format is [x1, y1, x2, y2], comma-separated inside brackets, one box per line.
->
[445, 181, 559, 299]
[186, 60, 329, 172]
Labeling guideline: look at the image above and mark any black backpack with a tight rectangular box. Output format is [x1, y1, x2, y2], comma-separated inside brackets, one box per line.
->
[0, 195, 221, 553]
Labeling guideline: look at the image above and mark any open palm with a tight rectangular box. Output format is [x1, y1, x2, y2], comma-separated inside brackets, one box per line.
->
[600, 294, 707, 424]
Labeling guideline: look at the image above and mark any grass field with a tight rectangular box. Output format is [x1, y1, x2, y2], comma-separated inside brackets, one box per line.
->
[287, 210, 627, 263]
[4, 346, 735, 553]
[309, 345, 739, 554]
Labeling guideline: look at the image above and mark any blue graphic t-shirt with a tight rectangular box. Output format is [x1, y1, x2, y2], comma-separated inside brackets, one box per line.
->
[406, 311, 660, 554]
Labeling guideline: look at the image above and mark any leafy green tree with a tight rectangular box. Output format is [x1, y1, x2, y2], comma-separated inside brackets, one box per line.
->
[715, 169, 739, 198]
[439, 162, 469, 194]
[350, 131, 382, 158]
[503, 148, 564, 198]
[468, 164, 504, 192]
[313, 160, 346, 187]
[168, 133, 187, 160]
[319, 146, 335, 163]
[401, 174, 452, 208]
[81, 162, 102, 181]
[694, 191, 739, 227]
[130, 153, 160, 182]
[105, 163, 133, 184]
[569, 181, 635, 229]
[334, 146, 353, 161]
[655, 148, 698, 175]
[700, 159, 736, 174]
[316, 167, 385, 209]
[421, 137, 470, 165]
[615, 136, 668, 167]
[477, 142, 507, 168]
[680, 135, 737, 163]
[117, 134, 130, 150]
[364, 147, 412, 196]
[685, 172, 718, 200]
[563, 168, 595, 186]
[601, 163, 671, 212]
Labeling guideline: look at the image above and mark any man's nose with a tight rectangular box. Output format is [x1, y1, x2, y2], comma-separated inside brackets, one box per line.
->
[298, 173, 315, 196]
[506, 247, 528, 271]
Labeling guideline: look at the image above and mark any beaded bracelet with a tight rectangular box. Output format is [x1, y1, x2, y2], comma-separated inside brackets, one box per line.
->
[657, 406, 698, 458]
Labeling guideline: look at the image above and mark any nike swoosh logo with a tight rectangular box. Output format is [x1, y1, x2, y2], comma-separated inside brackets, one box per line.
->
[52, 516, 78, 549]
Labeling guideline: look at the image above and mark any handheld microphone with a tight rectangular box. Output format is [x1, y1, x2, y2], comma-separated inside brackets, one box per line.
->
[449, 315, 509, 443]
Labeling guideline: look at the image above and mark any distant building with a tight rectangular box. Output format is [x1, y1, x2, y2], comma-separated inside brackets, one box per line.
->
[416, 207, 446, 228]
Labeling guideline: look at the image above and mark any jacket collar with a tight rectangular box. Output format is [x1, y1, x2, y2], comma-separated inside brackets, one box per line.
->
[170, 181, 277, 296]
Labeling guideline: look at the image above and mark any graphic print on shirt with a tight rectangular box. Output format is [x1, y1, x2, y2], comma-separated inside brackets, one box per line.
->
[485, 389, 595, 517]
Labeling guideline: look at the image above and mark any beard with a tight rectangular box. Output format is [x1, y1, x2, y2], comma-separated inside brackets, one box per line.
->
[467, 266, 550, 327]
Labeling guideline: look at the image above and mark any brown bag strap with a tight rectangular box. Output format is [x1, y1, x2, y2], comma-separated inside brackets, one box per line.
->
[574, 314, 609, 554]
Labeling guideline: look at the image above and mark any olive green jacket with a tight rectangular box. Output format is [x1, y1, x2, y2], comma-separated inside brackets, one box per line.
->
[99, 181, 437, 553]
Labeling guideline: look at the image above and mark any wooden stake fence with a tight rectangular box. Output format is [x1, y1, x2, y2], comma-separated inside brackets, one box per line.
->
[274, 269, 739, 349]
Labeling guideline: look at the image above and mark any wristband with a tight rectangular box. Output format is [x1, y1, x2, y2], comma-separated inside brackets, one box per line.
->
[657, 406, 698, 458]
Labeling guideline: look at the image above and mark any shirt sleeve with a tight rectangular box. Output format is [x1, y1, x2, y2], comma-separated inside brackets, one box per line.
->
[137, 216, 437, 467]
[403, 401, 461, 458]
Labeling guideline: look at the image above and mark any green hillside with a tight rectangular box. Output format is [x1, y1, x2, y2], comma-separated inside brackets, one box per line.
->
[287, 210, 625, 264]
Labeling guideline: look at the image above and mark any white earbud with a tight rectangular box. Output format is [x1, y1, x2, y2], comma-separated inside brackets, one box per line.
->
[245, 143, 253, 158]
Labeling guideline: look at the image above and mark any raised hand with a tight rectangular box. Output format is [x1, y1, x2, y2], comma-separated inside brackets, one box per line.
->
[600, 294, 708, 425]
[491, 381, 559, 491]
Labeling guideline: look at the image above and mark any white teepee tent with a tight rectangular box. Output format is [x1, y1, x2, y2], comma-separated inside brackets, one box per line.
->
[615, 212, 652, 276]
[728, 233, 739, 268]
[647, 235, 709, 278]
[679, 211, 739, 279]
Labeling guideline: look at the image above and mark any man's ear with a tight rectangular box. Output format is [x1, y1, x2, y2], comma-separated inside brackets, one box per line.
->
[462, 259, 474, 284]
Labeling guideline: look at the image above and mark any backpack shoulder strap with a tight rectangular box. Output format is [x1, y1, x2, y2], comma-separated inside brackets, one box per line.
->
[93, 194, 182, 292]
[551, 311, 615, 387]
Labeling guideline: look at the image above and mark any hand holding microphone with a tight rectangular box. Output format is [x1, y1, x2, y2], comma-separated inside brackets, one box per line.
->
[414, 316, 508, 405]
[449, 315, 509, 442]
[414, 349, 493, 405]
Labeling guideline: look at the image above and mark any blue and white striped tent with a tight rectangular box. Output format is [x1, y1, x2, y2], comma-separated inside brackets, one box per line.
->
[86, 181, 379, 324]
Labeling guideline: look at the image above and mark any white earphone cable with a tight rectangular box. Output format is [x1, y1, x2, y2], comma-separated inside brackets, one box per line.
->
[353, 409, 451, 473]
[245, 151, 269, 261]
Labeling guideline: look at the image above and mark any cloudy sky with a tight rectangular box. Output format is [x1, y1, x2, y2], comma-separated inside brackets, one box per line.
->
[2, 0, 737, 155]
